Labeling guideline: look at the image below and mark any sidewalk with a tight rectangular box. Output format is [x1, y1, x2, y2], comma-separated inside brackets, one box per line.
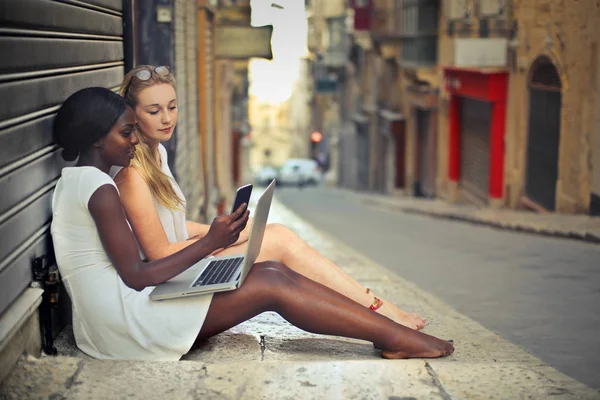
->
[1, 197, 599, 399]
[346, 189, 600, 244]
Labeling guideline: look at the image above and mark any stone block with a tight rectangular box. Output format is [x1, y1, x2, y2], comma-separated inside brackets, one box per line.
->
[428, 361, 599, 400]
[0, 356, 81, 400]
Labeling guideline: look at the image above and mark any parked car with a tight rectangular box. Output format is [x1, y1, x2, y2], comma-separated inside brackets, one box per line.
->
[254, 165, 279, 186]
[278, 158, 322, 187]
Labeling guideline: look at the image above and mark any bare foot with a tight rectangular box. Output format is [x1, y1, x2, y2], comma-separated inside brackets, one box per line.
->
[395, 311, 426, 331]
[381, 331, 454, 359]
[377, 300, 426, 330]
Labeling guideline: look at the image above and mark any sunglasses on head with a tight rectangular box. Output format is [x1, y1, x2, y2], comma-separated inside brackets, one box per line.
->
[132, 65, 171, 81]
[124, 66, 171, 98]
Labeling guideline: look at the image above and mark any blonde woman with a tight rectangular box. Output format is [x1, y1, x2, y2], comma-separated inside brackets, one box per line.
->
[112, 65, 425, 330]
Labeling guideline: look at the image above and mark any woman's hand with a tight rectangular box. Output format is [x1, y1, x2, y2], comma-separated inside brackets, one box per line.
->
[206, 203, 250, 249]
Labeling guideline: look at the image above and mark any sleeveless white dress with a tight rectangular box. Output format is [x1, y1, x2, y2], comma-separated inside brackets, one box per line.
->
[51, 166, 213, 360]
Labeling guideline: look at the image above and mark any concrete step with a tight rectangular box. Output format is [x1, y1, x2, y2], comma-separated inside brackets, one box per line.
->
[4, 354, 599, 400]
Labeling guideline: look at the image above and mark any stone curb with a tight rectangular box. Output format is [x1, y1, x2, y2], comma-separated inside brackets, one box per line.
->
[344, 190, 600, 245]
[400, 206, 600, 244]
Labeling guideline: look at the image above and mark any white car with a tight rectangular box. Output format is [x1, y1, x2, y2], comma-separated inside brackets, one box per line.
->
[278, 158, 322, 186]
[254, 165, 279, 186]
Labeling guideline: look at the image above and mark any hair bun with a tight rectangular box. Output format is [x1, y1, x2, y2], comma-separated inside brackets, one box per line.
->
[61, 148, 79, 162]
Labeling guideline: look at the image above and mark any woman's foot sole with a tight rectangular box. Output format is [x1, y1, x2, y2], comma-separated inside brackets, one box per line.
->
[379, 340, 455, 359]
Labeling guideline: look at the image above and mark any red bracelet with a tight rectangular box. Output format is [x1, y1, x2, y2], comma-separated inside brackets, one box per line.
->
[369, 296, 383, 311]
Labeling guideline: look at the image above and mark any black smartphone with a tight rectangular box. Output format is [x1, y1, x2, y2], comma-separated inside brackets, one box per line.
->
[231, 184, 253, 215]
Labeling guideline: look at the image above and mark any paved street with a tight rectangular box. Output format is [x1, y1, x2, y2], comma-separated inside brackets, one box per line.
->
[274, 184, 600, 390]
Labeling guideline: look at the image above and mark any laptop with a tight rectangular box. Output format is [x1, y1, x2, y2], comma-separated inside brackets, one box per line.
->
[149, 180, 276, 301]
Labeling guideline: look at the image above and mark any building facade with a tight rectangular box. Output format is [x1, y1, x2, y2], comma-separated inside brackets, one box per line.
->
[504, 0, 600, 214]
[436, 0, 600, 215]
[318, 0, 600, 216]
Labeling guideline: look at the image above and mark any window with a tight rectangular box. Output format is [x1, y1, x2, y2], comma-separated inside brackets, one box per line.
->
[447, 0, 470, 20]
[479, 0, 506, 18]
[400, 0, 439, 66]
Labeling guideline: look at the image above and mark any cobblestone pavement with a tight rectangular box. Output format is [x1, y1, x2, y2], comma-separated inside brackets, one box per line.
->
[1, 195, 599, 399]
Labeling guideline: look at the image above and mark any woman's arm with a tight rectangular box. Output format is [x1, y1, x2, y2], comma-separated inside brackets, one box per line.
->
[186, 220, 210, 239]
[114, 167, 202, 260]
[88, 184, 249, 291]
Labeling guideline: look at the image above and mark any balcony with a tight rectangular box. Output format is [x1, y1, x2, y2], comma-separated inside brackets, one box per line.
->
[349, 0, 402, 41]
[322, 15, 350, 69]
[399, 0, 439, 68]
[306, 16, 321, 53]
[371, 1, 403, 43]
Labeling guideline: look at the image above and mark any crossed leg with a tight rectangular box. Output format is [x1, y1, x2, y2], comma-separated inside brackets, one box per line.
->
[196, 261, 452, 359]
[214, 223, 425, 329]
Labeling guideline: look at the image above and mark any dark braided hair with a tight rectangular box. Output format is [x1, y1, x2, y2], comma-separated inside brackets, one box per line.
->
[53, 87, 130, 161]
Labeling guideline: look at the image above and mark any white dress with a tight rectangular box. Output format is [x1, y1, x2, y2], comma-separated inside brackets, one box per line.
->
[51, 166, 213, 360]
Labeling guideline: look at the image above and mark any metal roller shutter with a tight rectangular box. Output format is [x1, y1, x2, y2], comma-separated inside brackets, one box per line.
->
[0, 0, 124, 316]
[459, 97, 491, 203]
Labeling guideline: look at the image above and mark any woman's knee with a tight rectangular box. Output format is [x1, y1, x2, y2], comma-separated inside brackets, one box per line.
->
[265, 223, 303, 246]
[251, 261, 297, 286]
[266, 223, 290, 237]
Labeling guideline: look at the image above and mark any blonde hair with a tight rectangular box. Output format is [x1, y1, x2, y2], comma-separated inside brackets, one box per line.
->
[120, 65, 184, 211]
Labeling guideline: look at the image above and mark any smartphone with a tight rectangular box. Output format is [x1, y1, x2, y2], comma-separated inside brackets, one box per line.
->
[231, 184, 253, 215]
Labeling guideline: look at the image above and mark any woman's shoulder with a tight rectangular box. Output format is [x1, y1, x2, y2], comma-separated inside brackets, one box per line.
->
[112, 165, 146, 189]
[63, 166, 114, 184]
[59, 167, 117, 208]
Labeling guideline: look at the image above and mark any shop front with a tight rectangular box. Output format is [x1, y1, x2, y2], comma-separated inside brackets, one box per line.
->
[444, 68, 508, 205]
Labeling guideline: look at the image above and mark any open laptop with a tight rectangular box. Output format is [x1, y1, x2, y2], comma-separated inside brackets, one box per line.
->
[150, 180, 276, 301]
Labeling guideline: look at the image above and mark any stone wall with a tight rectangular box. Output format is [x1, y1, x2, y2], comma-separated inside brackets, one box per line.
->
[174, 0, 204, 221]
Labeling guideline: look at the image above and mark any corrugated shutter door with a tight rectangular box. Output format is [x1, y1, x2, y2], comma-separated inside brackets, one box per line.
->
[459, 98, 491, 203]
[0, 0, 124, 316]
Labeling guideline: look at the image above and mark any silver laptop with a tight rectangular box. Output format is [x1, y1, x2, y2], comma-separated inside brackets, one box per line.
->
[150, 180, 276, 301]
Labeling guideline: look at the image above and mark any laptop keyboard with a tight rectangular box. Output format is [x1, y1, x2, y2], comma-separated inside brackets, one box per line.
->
[192, 257, 244, 287]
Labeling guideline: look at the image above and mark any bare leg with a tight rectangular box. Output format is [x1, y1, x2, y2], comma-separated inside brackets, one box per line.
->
[197, 261, 452, 358]
[215, 223, 425, 329]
